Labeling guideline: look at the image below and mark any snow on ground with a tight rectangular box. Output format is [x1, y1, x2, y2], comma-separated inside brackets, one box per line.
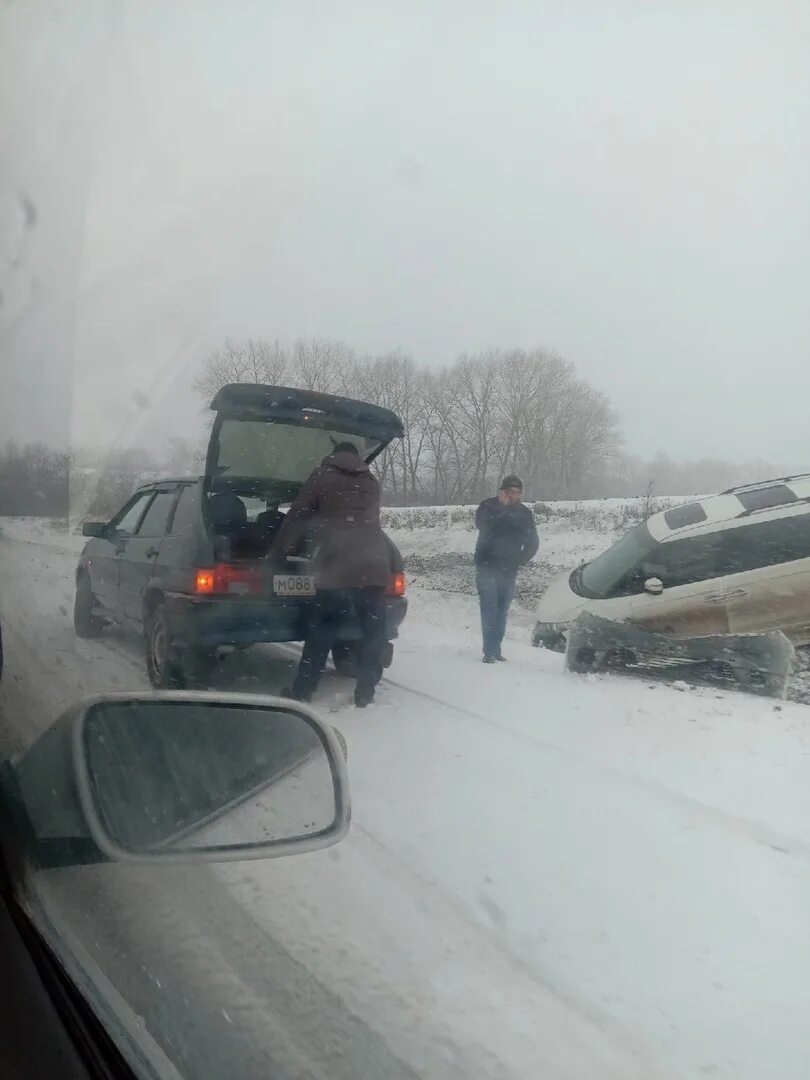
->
[2, 514, 810, 1078]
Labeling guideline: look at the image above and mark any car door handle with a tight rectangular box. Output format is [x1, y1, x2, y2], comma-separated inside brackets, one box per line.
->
[145, 547, 160, 559]
[705, 588, 748, 603]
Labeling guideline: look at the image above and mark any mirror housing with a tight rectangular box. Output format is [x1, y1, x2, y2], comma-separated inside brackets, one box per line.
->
[5, 692, 350, 867]
[643, 577, 664, 596]
[82, 521, 108, 538]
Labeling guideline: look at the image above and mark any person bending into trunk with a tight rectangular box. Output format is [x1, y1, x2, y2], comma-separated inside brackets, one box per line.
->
[272, 441, 389, 708]
[474, 475, 538, 663]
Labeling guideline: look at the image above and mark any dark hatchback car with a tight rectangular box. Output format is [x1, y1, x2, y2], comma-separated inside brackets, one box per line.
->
[73, 385, 408, 688]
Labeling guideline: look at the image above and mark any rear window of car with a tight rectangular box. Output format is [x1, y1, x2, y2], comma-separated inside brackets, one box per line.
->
[664, 503, 707, 529]
[213, 420, 380, 494]
[137, 491, 178, 537]
[735, 485, 797, 512]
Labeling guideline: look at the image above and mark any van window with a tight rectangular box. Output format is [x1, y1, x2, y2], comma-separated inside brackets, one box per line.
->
[735, 485, 796, 512]
[664, 503, 707, 529]
[643, 511, 810, 589]
[640, 534, 726, 589]
[576, 523, 658, 598]
[137, 491, 178, 537]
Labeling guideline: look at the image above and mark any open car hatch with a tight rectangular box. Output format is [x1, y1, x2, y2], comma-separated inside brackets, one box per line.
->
[205, 383, 405, 501]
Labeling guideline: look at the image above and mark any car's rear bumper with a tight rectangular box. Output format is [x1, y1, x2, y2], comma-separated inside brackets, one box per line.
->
[165, 593, 407, 650]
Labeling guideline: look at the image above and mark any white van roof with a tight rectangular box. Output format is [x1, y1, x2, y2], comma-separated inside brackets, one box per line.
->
[647, 475, 810, 543]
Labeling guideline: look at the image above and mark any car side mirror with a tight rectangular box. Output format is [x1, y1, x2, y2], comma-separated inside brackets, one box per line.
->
[82, 521, 108, 538]
[643, 577, 664, 596]
[5, 692, 350, 867]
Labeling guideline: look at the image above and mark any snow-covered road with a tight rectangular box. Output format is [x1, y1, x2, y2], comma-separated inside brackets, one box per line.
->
[1, 518, 809, 1079]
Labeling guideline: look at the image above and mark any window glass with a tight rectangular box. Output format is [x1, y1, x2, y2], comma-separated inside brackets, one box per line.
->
[169, 485, 199, 535]
[137, 491, 177, 538]
[110, 492, 152, 536]
[577, 523, 658, 598]
[664, 503, 707, 530]
[213, 420, 378, 498]
[640, 512, 810, 589]
[736, 485, 796, 512]
[725, 513, 810, 571]
[640, 534, 726, 589]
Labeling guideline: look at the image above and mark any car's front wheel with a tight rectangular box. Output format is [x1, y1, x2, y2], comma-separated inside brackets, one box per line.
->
[74, 574, 105, 638]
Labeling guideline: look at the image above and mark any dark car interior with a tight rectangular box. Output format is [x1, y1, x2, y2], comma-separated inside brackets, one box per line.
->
[207, 493, 287, 560]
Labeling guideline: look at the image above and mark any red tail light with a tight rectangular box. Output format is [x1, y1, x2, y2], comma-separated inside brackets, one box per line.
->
[195, 564, 263, 596]
[388, 571, 406, 597]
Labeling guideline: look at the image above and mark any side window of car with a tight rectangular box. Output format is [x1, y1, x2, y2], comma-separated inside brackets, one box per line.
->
[168, 485, 199, 536]
[609, 564, 648, 597]
[724, 513, 810, 573]
[636, 514, 810, 589]
[110, 492, 153, 536]
[640, 535, 724, 589]
[137, 491, 178, 538]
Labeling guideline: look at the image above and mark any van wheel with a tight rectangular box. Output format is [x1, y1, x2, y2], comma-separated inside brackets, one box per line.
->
[332, 642, 361, 678]
[145, 602, 186, 689]
[74, 574, 104, 638]
[381, 641, 394, 669]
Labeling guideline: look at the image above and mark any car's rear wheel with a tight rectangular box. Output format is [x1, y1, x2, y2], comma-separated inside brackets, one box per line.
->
[331, 641, 361, 677]
[332, 640, 392, 679]
[183, 647, 217, 689]
[145, 602, 186, 689]
[74, 574, 104, 638]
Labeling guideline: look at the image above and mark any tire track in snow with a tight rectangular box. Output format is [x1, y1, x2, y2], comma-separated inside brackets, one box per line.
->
[381, 672, 808, 859]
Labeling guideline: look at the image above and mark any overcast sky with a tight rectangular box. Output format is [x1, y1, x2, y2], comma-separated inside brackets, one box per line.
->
[1, 1, 808, 465]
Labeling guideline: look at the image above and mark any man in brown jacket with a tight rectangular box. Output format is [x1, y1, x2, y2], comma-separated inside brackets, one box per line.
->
[272, 442, 390, 707]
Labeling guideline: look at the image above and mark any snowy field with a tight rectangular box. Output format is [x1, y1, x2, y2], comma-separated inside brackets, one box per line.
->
[1, 511, 810, 1078]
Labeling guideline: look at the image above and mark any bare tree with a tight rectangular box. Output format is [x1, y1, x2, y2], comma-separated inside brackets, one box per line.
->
[291, 338, 355, 393]
[194, 339, 289, 400]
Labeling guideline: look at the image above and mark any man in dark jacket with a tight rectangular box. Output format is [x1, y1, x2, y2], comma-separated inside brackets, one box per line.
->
[474, 475, 538, 663]
[272, 442, 390, 707]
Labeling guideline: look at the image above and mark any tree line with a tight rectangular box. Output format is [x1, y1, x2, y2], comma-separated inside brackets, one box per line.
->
[195, 338, 621, 504]
[0, 443, 168, 520]
[0, 337, 793, 518]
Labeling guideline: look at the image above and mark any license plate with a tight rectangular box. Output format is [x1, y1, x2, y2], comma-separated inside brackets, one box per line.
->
[273, 574, 316, 597]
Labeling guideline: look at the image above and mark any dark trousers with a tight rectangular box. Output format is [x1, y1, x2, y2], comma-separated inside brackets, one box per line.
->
[293, 587, 387, 698]
[476, 565, 516, 658]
